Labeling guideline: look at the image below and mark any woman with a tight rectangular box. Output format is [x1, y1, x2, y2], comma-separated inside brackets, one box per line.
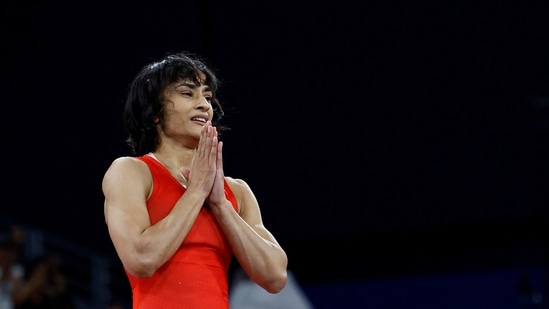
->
[102, 51, 288, 308]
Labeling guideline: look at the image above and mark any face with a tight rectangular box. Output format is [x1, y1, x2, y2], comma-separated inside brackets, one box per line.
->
[159, 75, 214, 143]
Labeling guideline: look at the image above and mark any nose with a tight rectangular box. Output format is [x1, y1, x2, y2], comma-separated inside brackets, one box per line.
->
[197, 96, 211, 111]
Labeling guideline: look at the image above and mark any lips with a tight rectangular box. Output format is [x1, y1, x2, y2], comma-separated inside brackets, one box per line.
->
[190, 116, 208, 123]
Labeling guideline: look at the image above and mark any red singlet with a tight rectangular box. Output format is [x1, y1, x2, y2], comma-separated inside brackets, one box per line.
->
[125, 155, 237, 309]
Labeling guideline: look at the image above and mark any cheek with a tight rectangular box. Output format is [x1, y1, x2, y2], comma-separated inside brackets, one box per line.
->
[163, 110, 187, 127]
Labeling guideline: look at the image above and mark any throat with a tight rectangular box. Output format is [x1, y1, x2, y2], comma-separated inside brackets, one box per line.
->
[147, 152, 188, 188]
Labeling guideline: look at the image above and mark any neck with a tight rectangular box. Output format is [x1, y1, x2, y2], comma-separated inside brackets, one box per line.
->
[152, 142, 194, 168]
[150, 150, 191, 186]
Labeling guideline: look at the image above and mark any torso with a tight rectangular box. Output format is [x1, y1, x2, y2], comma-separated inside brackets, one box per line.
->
[124, 154, 238, 309]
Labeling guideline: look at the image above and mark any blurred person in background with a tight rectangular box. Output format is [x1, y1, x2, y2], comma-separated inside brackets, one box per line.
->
[13, 255, 75, 309]
[0, 234, 25, 309]
[230, 262, 315, 309]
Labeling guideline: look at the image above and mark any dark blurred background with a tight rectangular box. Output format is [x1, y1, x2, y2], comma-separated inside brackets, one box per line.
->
[2, 0, 548, 308]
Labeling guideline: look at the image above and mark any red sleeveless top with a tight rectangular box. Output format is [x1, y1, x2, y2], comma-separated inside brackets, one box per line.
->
[127, 154, 237, 309]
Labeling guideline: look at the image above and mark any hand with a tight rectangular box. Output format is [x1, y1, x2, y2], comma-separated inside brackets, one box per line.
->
[205, 138, 226, 208]
[184, 121, 218, 197]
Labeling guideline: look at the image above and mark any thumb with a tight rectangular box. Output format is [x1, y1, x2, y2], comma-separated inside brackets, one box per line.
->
[180, 167, 190, 180]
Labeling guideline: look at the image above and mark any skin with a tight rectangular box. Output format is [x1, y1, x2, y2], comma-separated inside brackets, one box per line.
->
[102, 77, 288, 294]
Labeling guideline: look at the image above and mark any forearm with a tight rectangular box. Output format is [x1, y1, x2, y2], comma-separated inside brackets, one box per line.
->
[117, 188, 207, 277]
[212, 202, 288, 293]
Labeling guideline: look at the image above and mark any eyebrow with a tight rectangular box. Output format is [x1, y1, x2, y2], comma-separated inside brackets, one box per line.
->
[174, 82, 212, 92]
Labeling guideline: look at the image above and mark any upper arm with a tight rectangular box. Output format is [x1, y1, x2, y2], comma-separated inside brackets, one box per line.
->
[226, 177, 281, 245]
[102, 157, 152, 262]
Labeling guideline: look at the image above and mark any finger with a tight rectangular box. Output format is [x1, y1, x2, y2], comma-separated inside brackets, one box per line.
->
[209, 127, 218, 164]
[180, 167, 190, 180]
[216, 141, 223, 171]
[197, 121, 213, 158]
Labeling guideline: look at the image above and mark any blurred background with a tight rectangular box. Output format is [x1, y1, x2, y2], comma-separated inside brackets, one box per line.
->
[1, 0, 548, 308]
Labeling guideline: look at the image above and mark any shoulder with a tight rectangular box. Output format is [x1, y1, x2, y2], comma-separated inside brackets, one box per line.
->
[224, 176, 251, 194]
[102, 156, 154, 199]
[224, 176, 259, 212]
[106, 156, 149, 172]
[103, 156, 152, 184]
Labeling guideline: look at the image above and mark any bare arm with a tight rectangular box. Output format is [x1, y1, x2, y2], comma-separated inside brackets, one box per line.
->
[210, 177, 288, 294]
[102, 157, 209, 277]
[103, 121, 221, 277]
[203, 132, 287, 293]
[103, 122, 219, 277]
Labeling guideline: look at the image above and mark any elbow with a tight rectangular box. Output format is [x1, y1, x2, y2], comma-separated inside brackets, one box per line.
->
[263, 252, 289, 293]
[123, 257, 160, 278]
[129, 268, 156, 279]
[262, 269, 288, 294]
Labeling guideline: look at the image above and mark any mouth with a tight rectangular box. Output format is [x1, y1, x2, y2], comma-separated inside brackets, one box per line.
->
[190, 116, 208, 124]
